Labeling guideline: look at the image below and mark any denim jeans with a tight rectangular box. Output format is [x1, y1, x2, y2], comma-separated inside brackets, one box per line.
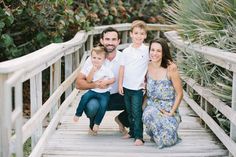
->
[123, 88, 143, 140]
[75, 90, 110, 125]
[84, 93, 129, 129]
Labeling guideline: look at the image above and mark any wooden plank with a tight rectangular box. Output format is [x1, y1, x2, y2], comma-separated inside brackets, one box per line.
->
[122, 31, 128, 44]
[165, 31, 236, 72]
[14, 82, 23, 157]
[29, 89, 78, 157]
[0, 31, 87, 73]
[182, 75, 236, 127]
[30, 73, 43, 148]
[183, 91, 236, 156]
[2, 77, 12, 157]
[3, 71, 24, 156]
[43, 150, 228, 157]
[22, 66, 80, 143]
[86, 35, 93, 51]
[65, 54, 73, 98]
[42, 98, 227, 157]
[50, 60, 61, 119]
[0, 74, 8, 157]
[230, 72, 236, 142]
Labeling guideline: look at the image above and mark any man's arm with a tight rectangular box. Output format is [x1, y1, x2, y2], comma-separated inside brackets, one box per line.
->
[75, 72, 96, 90]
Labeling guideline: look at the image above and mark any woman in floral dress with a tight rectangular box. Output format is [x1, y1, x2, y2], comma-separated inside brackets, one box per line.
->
[142, 38, 183, 149]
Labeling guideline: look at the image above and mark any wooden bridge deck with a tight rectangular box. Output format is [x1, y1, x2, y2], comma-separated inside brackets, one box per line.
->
[42, 96, 228, 157]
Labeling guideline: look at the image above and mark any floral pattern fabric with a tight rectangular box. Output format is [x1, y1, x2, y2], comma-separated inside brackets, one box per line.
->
[142, 75, 181, 148]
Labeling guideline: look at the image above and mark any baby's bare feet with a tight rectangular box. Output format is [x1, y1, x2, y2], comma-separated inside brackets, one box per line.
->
[73, 116, 80, 122]
[88, 128, 97, 136]
[93, 124, 99, 133]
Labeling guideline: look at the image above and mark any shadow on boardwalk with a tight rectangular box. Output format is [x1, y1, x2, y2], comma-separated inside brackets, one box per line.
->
[43, 99, 228, 157]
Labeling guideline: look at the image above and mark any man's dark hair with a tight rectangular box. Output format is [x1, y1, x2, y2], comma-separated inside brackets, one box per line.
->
[100, 27, 121, 39]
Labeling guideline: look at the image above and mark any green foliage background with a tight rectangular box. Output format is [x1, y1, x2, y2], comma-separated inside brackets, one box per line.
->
[0, 0, 172, 62]
[165, 0, 236, 134]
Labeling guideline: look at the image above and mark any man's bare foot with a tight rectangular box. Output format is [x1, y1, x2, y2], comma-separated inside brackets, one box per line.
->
[134, 139, 144, 146]
[88, 128, 97, 136]
[73, 116, 80, 122]
[115, 116, 128, 135]
[93, 124, 99, 133]
[122, 133, 131, 139]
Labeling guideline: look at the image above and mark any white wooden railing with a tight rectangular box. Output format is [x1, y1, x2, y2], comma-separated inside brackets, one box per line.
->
[165, 31, 236, 157]
[1, 23, 236, 157]
[0, 23, 174, 157]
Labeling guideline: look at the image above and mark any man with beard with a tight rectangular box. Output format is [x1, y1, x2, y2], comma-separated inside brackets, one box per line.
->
[76, 27, 129, 135]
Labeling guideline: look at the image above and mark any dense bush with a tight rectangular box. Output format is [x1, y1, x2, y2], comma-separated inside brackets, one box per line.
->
[0, 0, 172, 62]
[165, 0, 236, 134]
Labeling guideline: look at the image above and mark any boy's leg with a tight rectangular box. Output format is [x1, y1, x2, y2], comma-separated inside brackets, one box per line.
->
[108, 93, 129, 127]
[84, 98, 100, 129]
[123, 88, 134, 138]
[75, 90, 95, 119]
[94, 92, 110, 125]
[131, 90, 144, 144]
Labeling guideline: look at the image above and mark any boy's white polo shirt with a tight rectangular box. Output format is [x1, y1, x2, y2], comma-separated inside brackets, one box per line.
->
[82, 50, 122, 94]
[81, 64, 114, 93]
[121, 43, 149, 90]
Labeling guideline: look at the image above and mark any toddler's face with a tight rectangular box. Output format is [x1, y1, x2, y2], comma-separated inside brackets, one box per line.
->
[91, 51, 105, 68]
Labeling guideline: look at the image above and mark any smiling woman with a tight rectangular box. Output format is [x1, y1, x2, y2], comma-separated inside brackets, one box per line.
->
[142, 38, 183, 149]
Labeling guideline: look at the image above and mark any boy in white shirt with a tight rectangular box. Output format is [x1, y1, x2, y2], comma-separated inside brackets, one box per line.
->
[119, 20, 149, 146]
[74, 46, 115, 134]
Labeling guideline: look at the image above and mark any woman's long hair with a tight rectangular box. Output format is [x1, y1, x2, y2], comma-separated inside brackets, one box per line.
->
[149, 38, 173, 68]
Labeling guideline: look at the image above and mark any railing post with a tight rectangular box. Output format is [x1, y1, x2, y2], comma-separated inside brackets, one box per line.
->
[156, 31, 160, 38]
[0, 75, 4, 157]
[200, 79, 206, 126]
[15, 82, 23, 157]
[30, 73, 43, 149]
[86, 35, 93, 51]
[122, 31, 128, 44]
[65, 54, 73, 98]
[0, 74, 11, 157]
[50, 60, 61, 119]
[80, 44, 86, 61]
[230, 72, 236, 156]
[73, 50, 80, 71]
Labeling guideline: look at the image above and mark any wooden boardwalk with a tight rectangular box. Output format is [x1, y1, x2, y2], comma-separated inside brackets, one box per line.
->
[42, 97, 228, 157]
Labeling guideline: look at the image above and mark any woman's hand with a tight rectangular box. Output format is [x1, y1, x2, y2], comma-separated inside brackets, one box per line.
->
[160, 109, 175, 116]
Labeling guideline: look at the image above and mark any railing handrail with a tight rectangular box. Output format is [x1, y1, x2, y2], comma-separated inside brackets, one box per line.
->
[165, 31, 236, 72]
[0, 23, 176, 74]
[165, 30, 236, 156]
[3, 23, 235, 156]
[0, 23, 175, 157]
[0, 31, 87, 73]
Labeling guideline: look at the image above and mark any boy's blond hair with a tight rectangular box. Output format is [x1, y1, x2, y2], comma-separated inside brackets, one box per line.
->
[91, 46, 106, 57]
[131, 20, 147, 32]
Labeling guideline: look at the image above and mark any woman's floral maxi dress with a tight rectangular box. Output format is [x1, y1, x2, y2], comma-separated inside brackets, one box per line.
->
[142, 75, 181, 148]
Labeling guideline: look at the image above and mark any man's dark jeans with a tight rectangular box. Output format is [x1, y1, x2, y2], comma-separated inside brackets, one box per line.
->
[123, 88, 143, 140]
[75, 90, 110, 125]
[84, 93, 129, 129]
